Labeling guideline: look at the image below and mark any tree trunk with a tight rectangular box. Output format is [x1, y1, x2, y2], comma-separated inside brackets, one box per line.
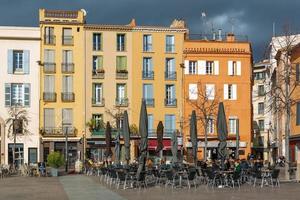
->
[204, 123, 208, 161]
[13, 132, 16, 170]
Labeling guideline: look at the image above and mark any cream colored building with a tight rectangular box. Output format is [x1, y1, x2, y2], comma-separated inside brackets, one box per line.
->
[0, 26, 40, 165]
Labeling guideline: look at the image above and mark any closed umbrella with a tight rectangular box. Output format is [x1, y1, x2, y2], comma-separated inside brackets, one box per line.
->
[217, 102, 228, 170]
[123, 111, 131, 165]
[171, 131, 178, 164]
[155, 121, 164, 155]
[137, 100, 148, 181]
[190, 110, 198, 166]
[114, 131, 120, 165]
[104, 122, 112, 165]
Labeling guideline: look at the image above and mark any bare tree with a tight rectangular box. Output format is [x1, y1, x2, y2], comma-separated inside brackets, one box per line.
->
[187, 81, 220, 160]
[5, 106, 30, 169]
[266, 24, 300, 166]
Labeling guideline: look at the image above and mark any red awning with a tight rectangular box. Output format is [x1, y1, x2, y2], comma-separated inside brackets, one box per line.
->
[148, 139, 173, 150]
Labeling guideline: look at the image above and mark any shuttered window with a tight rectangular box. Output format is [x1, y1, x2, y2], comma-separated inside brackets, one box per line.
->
[116, 56, 127, 71]
[44, 108, 55, 129]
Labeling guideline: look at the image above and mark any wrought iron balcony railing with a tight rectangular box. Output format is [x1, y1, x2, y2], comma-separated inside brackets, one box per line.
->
[92, 98, 105, 107]
[164, 98, 177, 107]
[115, 98, 128, 107]
[165, 71, 177, 80]
[40, 127, 77, 137]
[61, 63, 74, 73]
[61, 92, 75, 102]
[142, 70, 154, 80]
[43, 92, 56, 102]
[44, 63, 56, 73]
[44, 35, 56, 45]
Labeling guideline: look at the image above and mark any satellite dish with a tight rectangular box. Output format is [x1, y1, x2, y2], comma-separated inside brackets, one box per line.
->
[81, 9, 87, 16]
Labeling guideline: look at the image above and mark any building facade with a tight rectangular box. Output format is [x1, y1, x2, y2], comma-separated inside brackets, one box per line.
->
[252, 60, 271, 161]
[39, 9, 86, 165]
[0, 26, 40, 165]
[183, 33, 253, 160]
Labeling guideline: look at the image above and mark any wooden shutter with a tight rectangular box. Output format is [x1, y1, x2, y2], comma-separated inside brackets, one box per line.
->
[5, 83, 11, 106]
[228, 61, 233, 75]
[224, 84, 228, 100]
[7, 50, 13, 74]
[23, 50, 30, 74]
[232, 84, 237, 100]
[184, 60, 189, 74]
[44, 108, 55, 128]
[237, 61, 241, 75]
[24, 84, 30, 106]
[214, 61, 219, 75]
[198, 60, 206, 75]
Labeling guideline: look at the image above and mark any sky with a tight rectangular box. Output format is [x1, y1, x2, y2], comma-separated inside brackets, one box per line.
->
[1, 0, 300, 61]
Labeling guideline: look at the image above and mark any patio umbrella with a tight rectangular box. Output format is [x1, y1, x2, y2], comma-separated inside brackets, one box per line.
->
[114, 131, 120, 165]
[171, 131, 178, 164]
[104, 122, 112, 164]
[123, 110, 131, 165]
[155, 121, 164, 154]
[137, 99, 148, 181]
[190, 110, 198, 166]
[217, 102, 228, 170]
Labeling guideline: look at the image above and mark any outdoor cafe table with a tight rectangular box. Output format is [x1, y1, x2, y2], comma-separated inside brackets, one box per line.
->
[260, 168, 272, 187]
[218, 170, 234, 188]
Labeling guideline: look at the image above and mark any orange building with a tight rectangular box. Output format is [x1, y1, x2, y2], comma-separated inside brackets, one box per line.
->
[183, 33, 253, 160]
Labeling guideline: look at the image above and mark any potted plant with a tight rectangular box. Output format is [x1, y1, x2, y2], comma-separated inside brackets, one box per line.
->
[47, 151, 65, 177]
[96, 68, 105, 73]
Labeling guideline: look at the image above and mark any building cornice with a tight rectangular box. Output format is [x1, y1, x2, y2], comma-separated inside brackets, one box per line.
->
[0, 36, 40, 41]
[184, 47, 251, 55]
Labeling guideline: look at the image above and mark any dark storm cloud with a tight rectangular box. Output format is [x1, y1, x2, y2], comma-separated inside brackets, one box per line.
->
[1, 0, 300, 61]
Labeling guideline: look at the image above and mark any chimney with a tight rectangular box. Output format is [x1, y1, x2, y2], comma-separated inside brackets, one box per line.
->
[226, 33, 235, 42]
[128, 18, 136, 27]
[212, 32, 216, 40]
[218, 29, 222, 41]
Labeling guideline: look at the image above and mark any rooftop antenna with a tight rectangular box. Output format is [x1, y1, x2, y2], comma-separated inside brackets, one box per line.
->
[229, 17, 235, 33]
[201, 11, 207, 39]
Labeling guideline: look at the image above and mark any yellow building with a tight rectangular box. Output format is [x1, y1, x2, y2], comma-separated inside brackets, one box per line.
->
[39, 9, 86, 164]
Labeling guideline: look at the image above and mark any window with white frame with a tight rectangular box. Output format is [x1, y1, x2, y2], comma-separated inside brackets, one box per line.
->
[5, 83, 30, 107]
[93, 33, 102, 51]
[224, 84, 237, 100]
[143, 34, 152, 52]
[166, 35, 175, 52]
[229, 118, 237, 134]
[228, 60, 241, 76]
[258, 102, 264, 115]
[117, 34, 126, 51]
[189, 61, 197, 74]
[206, 61, 214, 75]
[205, 84, 215, 100]
[13, 50, 23, 72]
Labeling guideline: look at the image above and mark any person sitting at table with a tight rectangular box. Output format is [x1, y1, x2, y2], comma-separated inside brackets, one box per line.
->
[211, 160, 219, 171]
[224, 159, 231, 170]
[146, 158, 153, 169]
[234, 160, 241, 173]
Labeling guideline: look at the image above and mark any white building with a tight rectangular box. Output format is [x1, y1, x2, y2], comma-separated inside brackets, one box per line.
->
[0, 26, 40, 165]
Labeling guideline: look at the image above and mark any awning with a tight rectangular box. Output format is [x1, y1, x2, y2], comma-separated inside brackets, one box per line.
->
[148, 139, 178, 150]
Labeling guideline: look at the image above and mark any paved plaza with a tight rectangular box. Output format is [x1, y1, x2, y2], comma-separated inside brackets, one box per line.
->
[0, 175, 299, 200]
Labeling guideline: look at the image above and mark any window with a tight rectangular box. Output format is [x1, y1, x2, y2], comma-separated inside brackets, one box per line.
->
[165, 114, 176, 135]
[92, 114, 103, 130]
[205, 84, 215, 100]
[116, 84, 127, 105]
[189, 84, 197, 100]
[116, 56, 127, 71]
[148, 114, 154, 133]
[62, 28, 73, 45]
[93, 83, 103, 105]
[296, 64, 300, 82]
[143, 35, 152, 52]
[254, 72, 266, 80]
[189, 61, 197, 74]
[44, 108, 55, 133]
[258, 102, 264, 115]
[207, 117, 214, 134]
[258, 85, 265, 96]
[93, 56, 103, 72]
[228, 61, 241, 76]
[229, 118, 237, 134]
[7, 50, 30, 74]
[143, 84, 154, 106]
[62, 108, 73, 133]
[165, 84, 176, 106]
[165, 58, 176, 79]
[117, 34, 126, 51]
[44, 75, 55, 101]
[8, 143, 24, 167]
[44, 27, 54, 45]
[93, 33, 102, 51]
[166, 35, 175, 52]
[258, 120, 264, 131]
[224, 84, 237, 100]
[297, 102, 300, 125]
[142, 57, 153, 79]
[44, 49, 55, 72]
[62, 50, 73, 73]
[28, 148, 37, 164]
[62, 76, 74, 101]
[206, 61, 214, 75]
[5, 83, 30, 107]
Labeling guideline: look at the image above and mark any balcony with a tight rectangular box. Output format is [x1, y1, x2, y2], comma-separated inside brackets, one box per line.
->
[142, 70, 154, 80]
[143, 44, 153, 52]
[62, 36, 74, 45]
[44, 63, 56, 73]
[165, 98, 177, 107]
[43, 92, 57, 102]
[91, 128, 119, 138]
[61, 92, 75, 102]
[143, 98, 154, 107]
[165, 71, 177, 80]
[115, 98, 128, 107]
[62, 63, 74, 73]
[44, 35, 55, 45]
[148, 129, 175, 138]
[92, 98, 105, 107]
[40, 127, 77, 137]
[92, 69, 105, 79]
[116, 70, 128, 79]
